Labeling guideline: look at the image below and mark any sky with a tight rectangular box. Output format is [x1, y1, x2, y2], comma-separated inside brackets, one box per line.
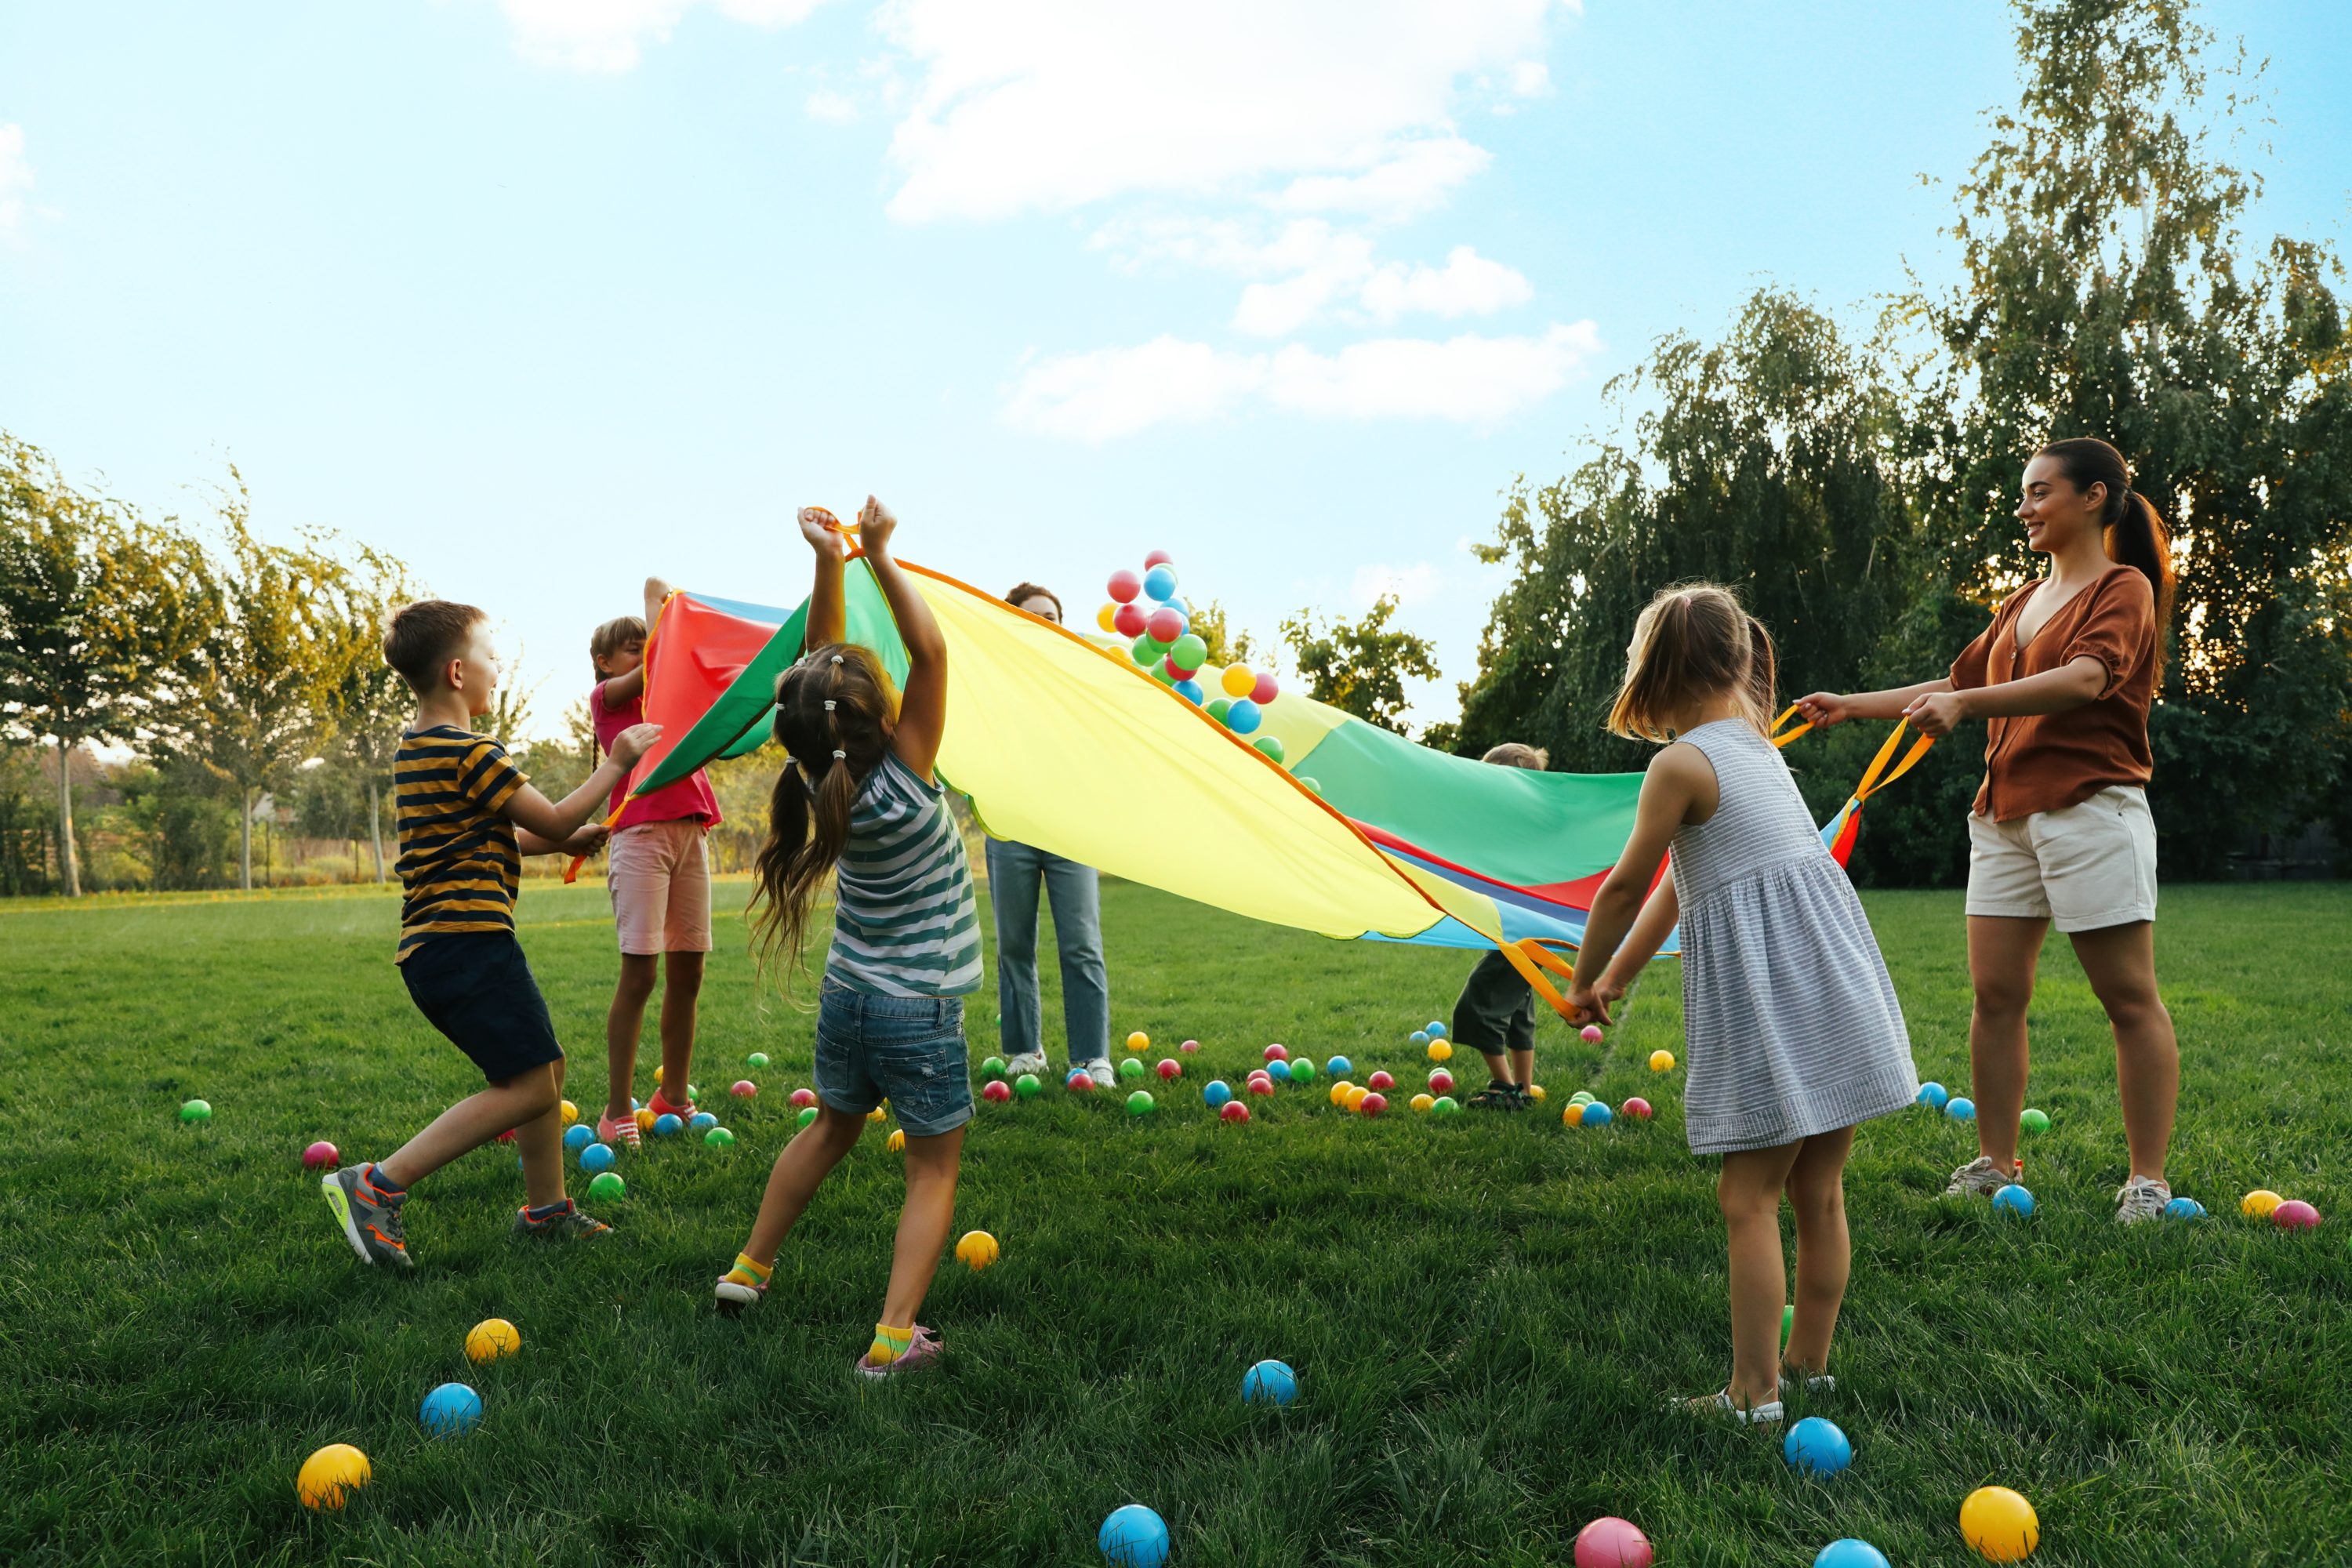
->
[4, 1, 2348, 738]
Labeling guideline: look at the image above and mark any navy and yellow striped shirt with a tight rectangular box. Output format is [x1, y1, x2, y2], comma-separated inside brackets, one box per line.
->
[392, 725, 527, 963]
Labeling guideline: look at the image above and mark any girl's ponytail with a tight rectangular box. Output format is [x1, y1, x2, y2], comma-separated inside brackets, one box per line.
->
[2038, 437, 2176, 672]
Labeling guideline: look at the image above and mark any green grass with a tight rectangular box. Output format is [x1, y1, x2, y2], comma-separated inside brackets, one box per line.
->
[2, 878, 2347, 1566]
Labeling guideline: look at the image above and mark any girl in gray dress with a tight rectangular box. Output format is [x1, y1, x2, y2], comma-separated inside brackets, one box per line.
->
[1571, 585, 1918, 1426]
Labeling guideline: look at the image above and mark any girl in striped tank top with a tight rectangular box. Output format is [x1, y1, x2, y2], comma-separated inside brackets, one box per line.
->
[713, 498, 982, 1379]
[1570, 585, 1918, 1427]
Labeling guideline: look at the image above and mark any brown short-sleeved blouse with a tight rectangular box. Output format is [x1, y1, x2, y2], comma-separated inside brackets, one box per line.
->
[1948, 564, 2158, 822]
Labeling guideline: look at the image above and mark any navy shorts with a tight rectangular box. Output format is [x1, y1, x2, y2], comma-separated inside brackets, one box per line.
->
[812, 977, 972, 1138]
[401, 932, 565, 1084]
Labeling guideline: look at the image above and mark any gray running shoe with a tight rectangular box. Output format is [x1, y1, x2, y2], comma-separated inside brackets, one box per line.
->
[2114, 1174, 2172, 1225]
[1083, 1058, 1117, 1090]
[322, 1163, 414, 1269]
[511, 1200, 612, 1241]
[1003, 1051, 1048, 1079]
[1942, 1155, 2020, 1198]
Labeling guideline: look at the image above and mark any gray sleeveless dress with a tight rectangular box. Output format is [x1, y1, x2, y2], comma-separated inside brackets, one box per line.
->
[1671, 720, 1918, 1154]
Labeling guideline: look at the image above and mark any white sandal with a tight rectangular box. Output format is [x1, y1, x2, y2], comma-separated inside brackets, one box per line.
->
[1673, 1389, 1784, 1425]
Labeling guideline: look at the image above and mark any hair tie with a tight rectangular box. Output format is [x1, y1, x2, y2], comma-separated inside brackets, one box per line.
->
[832, 749, 846, 760]
[830, 655, 844, 665]
[822, 699, 837, 711]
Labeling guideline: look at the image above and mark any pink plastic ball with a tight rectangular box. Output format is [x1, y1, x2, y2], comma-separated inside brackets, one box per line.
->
[1146, 606, 1185, 644]
[1263, 1044, 1290, 1063]
[1573, 1516, 1653, 1568]
[1179, 1039, 1201, 1054]
[789, 1087, 818, 1109]
[303, 1140, 339, 1170]
[2274, 1199, 2322, 1230]
[1108, 569, 1142, 604]
[1067, 1071, 1094, 1093]
[1144, 549, 1175, 569]
[1156, 1059, 1181, 1080]
[1428, 1068, 1455, 1094]
[1368, 1070, 1395, 1092]
[1250, 671, 1279, 706]
[730, 1080, 757, 1098]
[1581, 1024, 1604, 1043]
[982, 1080, 1012, 1103]
[1220, 1100, 1250, 1123]
[1623, 1097, 1653, 1120]
[1359, 1092, 1387, 1117]
[1247, 1076, 1276, 1097]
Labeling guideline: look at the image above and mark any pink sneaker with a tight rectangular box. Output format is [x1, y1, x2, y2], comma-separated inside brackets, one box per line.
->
[855, 1324, 942, 1379]
[648, 1088, 699, 1124]
[597, 1110, 641, 1152]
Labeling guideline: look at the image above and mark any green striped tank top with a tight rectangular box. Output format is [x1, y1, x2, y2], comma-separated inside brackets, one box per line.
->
[825, 751, 982, 997]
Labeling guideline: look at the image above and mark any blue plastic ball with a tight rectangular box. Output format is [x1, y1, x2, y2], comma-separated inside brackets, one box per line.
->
[688, 1111, 717, 1132]
[2164, 1196, 2207, 1221]
[1814, 1541, 1889, 1568]
[1410, 1030, 1430, 1047]
[562, 1123, 593, 1152]
[1327, 1055, 1353, 1079]
[1224, 698, 1262, 734]
[652, 1112, 683, 1137]
[1098, 1503, 1170, 1568]
[1142, 564, 1179, 603]
[1203, 1080, 1232, 1109]
[1242, 1358, 1298, 1406]
[1266, 1058, 1292, 1083]
[1945, 1096, 1976, 1121]
[1174, 678, 1204, 704]
[1782, 1415, 1852, 1475]
[1426, 1021, 1447, 1038]
[420, 1381, 484, 1438]
[1916, 1081, 1948, 1109]
[1580, 1101, 1613, 1127]
[579, 1142, 615, 1174]
[1993, 1182, 2036, 1218]
[632, 1097, 642, 1111]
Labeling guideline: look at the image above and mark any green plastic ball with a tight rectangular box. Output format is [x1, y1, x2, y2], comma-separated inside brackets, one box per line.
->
[982, 1056, 1007, 1079]
[1126, 1090, 1156, 1116]
[795, 1105, 818, 1129]
[1253, 735, 1287, 765]
[1568, 1091, 1595, 1107]
[1207, 698, 1232, 724]
[747, 1051, 769, 1069]
[704, 1127, 735, 1148]
[1297, 776, 1322, 794]
[1431, 1096, 1461, 1116]
[1289, 1058, 1317, 1083]
[588, 1171, 626, 1201]
[1780, 1303, 1795, 1348]
[2020, 1108, 2050, 1134]
[178, 1098, 212, 1123]
[1014, 1073, 1042, 1099]
[1119, 1056, 1146, 1081]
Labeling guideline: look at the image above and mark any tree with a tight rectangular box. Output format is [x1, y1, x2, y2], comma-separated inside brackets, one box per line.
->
[1187, 600, 1261, 670]
[1280, 594, 1440, 736]
[0, 434, 215, 895]
[320, 546, 417, 883]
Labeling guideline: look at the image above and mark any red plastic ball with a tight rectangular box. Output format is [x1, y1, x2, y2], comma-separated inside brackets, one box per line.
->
[1108, 569, 1142, 604]
[789, 1087, 818, 1108]
[1144, 549, 1175, 569]
[1573, 1515, 1653, 1568]
[982, 1080, 1012, 1103]
[1146, 606, 1184, 643]
[1367, 1070, 1395, 1091]
[1156, 1058, 1181, 1080]
[302, 1140, 339, 1170]
[495, 1128, 517, 1144]
[1112, 601, 1147, 637]
[730, 1080, 757, 1098]
[1623, 1097, 1653, 1120]
[1247, 1076, 1276, 1096]
[2274, 1199, 2322, 1229]
[1581, 1023, 1605, 1043]
[1179, 1039, 1201, 1053]
[1220, 1101, 1250, 1123]
[1067, 1072, 1094, 1093]
[1250, 671, 1279, 705]
[1263, 1044, 1290, 1063]
[1359, 1092, 1387, 1117]
[1428, 1068, 1455, 1094]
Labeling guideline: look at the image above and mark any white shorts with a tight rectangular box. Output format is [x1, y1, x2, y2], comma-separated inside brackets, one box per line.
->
[608, 818, 713, 955]
[1965, 785, 2158, 933]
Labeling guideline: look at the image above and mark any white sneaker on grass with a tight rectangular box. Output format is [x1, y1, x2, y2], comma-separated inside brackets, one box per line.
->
[2114, 1174, 2172, 1225]
[1083, 1059, 1116, 1089]
[1780, 1373, 1836, 1397]
[1943, 1155, 2020, 1198]
[1674, 1390, 1783, 1425]
[1003, 1051, 1048, 1079]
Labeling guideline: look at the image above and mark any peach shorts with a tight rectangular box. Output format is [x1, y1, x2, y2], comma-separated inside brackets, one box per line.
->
[1965, 785, 2158, 933]
[608, 818, 713, 955]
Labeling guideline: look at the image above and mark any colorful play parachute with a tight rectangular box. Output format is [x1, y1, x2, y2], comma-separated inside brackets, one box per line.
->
[600, 557, 1929, 1013]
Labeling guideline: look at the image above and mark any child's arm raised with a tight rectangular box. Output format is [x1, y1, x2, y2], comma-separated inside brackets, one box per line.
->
[1569, 743, 1711, 1023]
[799, 508, 851, 649]
[501, 721, 662, 847]
[853, 496, 948, 782]
[597, 577, 673, 707]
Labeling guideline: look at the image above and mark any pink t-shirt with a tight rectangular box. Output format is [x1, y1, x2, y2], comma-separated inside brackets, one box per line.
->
[590, 681, 720, 833]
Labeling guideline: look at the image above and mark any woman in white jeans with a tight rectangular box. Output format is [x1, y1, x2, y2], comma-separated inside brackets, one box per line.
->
[1799, 437, 2185, 1223]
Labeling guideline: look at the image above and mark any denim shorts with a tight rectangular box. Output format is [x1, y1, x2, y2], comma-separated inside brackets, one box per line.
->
[813, 977, 973, 1138]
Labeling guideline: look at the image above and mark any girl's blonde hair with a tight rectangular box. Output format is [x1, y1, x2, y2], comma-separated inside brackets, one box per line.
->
[1606, 583, 1775, 743]
[745, 643, 902, 985]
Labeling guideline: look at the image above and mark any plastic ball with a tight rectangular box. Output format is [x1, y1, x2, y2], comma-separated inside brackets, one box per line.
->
[1250, 671, 1279, 706]
[1014, 1073, 1042, 1099]
[1156, 1058, 1181, 1081]
[1220, 1101, 1250, 1123]
[956, 1229, 1000, 1270]
[1410, 1093, 1435, 1112]
[296, 1443, 371, 1512]
[1221, 664, 1255, 699]
[1126, 1031, 1150, 1053]
[2274, 1199, 2321, 1230]
[797, 1105, 821, 1126]
[1068, 1069, 1094, 1093]
[1289, 1058, 1317, 1083]
[1266, 1059, 1292, 1083]
[635, 1108, 655, 1132]
[1206, 697, 1231, 724]
[1623, 1097, 1653, 1120]
[559, 1099, 578, 1126]
[1783, 1416, 1852, 1475]
[982, 1080, 1012, 1104]
[1359, 1092, 1387, 1117]
[1581, 1024, 1604, 1043]
[1108, 568, 1142, 604]
[1432, 1096, 1461, 1116]
[1572, 1515, 1653, 1568]
[1224, 698, 1262, 735]
[1782, 1303, 1796, 1346]
[1426, 1021, 1446, 1038]
[1958, 1485, 2039, 1563]
[867, 1105, 887, 1123]
[561, 1125, 593, 1152]
[579, 1142, 615, 1174]
[1946, 1096, 1976, 1121]
[303, 1139, 339, 1169]
[2163, 1196, 2205, 1221]
[1242, 1358, 1298, 1406]
[652, 1112, 682, 1137]
[1174, 678, 1204, 704]
[982, 1057, 1007, 1079]
[1992, 1183, 2036, 1218]
[1526, 1084, 1548, 1102]
[1142, 564, 1179, 601]
[704, 1126, 734, 1148]
[1143, 549, 1175, 569]
[1098, 1502, 1171, 1568]
[465, 1318, 521, 1364]
[1257, 1043, 1287, 1063]
[1171, 632, 1207, 670]
[886, 1128, 906, 1152]
[1297, 775, 1322, 793]
[588, 1171, 626, 1201]
[1203, 1080, 1232, 1108]
[1569, 1091, 1595, 1107]
[1180, 1039, 1201, 1053]
[747, 1051, 769, 1069]
[1126, 1090, 1156, 1117]
[1428, 1068, 1455, 1094]
[179, 1098, 212, 1123]
[420, 1381, 484, 1438]
[1253, 735, 1287, 764]
[1918, 1081, 1949, 1109]
[1114, 601, 1147, 637]
[1130, 636, 1161, 667]
[1327, 1054, 1354, 1079]
[1327, 1080, 1351, 1105]
[1581, 1102, 1613, 1127]
[731, 1080, 758, 1099]
[1649, 1050, 1675, 1073]
[1410, 1030, 1430, 1047]
[1814, 1541, 1890, 1568]
[1343, 1086, 1369, 1112]
[1145, 605, 1183, 644]
[1248, 1076, 1276, 1097]
[2241, 1188, 2284, 1219]
[1097, 602, 1119, 633]
[2019, 1107, 2049, 1133]
[1120, 1057, 1146, 1082]
[1368, 1070, 1395, 1091]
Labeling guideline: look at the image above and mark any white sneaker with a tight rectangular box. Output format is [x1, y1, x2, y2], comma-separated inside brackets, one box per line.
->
[1674, 1390, 1783, 1425]
[1943, 1155, 2020, 1198]
[1003, 1052, 1047, 1078]
[1779, 1373, 1836, 1397]
[2114, 1174, 2172, 1225]
[1083, 1058, 1116, 1089]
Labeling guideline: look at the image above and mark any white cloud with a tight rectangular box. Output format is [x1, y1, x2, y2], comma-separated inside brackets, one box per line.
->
[1359, 245, 1532, 324]
[1352, 561, 1443, 608]
[878, 0, 1562, 222]
[0, 124, 31, 242]
[1511, 60, 1552, 97]
[494, 0, 829, 73]
[804, 88, 858, 123]
[1004, 321, 1599, 441]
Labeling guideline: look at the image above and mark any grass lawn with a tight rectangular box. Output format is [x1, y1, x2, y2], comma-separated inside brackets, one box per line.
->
[2, 877, 2347, 1566]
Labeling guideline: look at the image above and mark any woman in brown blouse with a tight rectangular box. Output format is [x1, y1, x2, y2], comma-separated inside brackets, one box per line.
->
[1797, 438, 2186, 1224]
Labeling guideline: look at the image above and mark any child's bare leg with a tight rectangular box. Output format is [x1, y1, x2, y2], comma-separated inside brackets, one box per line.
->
[738, 1105, 866, 1265]
[605, 953, 658, 1120]
[1508, 1047, 1536, 1087]
[658, 950, 706, 1098]
[514, 1057, 570, 1207]
[380, 1061, 562, 1189]
[881, 1125, 965, 1329]
[1718, 1142, 1804, 1408]
[1780, 1127, 1856, 1377]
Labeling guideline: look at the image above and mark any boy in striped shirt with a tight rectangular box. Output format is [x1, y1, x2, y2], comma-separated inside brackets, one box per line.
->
[321, 599, 659, 1270]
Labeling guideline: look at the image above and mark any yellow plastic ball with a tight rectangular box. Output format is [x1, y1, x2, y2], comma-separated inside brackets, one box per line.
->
[2241, 1189, 2284, 1219]
[1126, 1031, 1149, 1053]
[296, 1443, 371, 1512]
[955, 1229, 1000, 1271]
[1096, 602, 1118, 633]
[1959, 1485, 2039, 1563]
[1220, 664, 1255, 698]
[1526, 1084, 1546, 1102]
[635, 1108, 655, 1131]
[652, 1065, 662, 1083]
[465, 1317, 521, 1365]
[1563, 1104, 1579, 1127]
[1344, 1086, 1369, 1112]
[1649, 1050, 1676, 1073]
[1410, 1093, 1435, 1112]
[886, 1129, 906, 1152]
[868, 1106, 887, 1123]
[1426, 1040, 1453, 1062]
[560, 1099, 578, 1126]
[1329, 1080, 1352, 1106]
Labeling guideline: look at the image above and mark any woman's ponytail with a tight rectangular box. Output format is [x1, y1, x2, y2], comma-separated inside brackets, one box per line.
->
[2037, 437, 2176, 672]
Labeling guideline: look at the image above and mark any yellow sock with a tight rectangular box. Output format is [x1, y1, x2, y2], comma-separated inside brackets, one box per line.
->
[866, 1322, 914, 1367]
[723, 1253, 771, 1289]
